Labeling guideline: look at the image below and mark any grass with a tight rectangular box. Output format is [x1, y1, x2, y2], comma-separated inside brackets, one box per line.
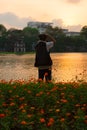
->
[0, 52, 35, 55]
[0, 79, 87, 130]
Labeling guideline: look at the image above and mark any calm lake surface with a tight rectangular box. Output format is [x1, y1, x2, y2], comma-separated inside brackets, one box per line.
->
[0, 53, 87, 82]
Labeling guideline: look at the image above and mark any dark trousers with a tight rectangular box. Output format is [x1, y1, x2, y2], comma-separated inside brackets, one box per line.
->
[38, 69, 51, 82]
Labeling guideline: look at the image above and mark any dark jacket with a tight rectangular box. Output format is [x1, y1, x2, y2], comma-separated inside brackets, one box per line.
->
[34, 41, 52, 67]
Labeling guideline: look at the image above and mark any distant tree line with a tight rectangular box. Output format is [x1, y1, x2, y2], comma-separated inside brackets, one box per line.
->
[0, 24, 87, 52]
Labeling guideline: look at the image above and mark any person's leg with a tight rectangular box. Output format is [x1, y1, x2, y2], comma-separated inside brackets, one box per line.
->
[38, 69, 44, 81]
[45, 69, 52, 82]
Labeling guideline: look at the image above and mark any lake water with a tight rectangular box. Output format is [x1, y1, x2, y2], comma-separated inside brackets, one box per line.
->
[0, 53, 87, 82]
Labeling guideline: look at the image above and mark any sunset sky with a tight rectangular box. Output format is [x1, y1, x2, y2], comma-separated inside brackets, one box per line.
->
[0, 0, 87, 31]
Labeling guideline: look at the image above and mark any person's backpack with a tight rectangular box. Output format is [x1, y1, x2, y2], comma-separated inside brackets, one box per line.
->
[34, 41, 52, 67]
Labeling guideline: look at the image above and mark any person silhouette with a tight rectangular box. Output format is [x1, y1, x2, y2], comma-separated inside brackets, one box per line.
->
[34, 34, 56, 82]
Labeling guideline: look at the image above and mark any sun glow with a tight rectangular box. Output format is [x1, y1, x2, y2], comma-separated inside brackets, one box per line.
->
[0, 0, 87, 31]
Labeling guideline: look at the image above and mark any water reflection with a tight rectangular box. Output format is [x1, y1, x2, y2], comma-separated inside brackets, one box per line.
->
[52, 53, 87, 82]
[0, 54, 37, 81]
[0, 53, 87, 82]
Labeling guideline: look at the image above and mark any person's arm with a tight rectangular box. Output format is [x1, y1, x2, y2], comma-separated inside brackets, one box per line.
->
[46, 34, 56, 43]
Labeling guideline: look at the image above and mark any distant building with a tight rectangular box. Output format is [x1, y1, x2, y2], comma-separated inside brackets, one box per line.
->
[62, 29, 80, 36]
[62, 29, 68, 33]
[27, 21, 80, 36]
[27, 21, 53, 33]
[65, 31, 80, 36]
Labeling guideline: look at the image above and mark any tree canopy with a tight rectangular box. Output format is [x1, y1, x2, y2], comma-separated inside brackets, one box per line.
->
[0, 24, 87, 52]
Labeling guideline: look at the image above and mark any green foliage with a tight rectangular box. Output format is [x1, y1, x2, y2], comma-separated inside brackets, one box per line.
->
[80, 26, 87, 38]
[23, 27, 39, 37]
[0, 24, 7, 35]
[0, 80, 87, 130]
[1, 24, 87, 52]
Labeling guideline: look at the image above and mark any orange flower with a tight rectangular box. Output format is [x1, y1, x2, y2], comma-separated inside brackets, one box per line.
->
[74, 116, 79, 119]
[2, 103, 7, 107]
[69, 95, 74, 99]
[51, 86, 58, 92]
[40, 118, 45, 123]
[19, 97, 25, 101]
[84, 119, 87, 124]
[27, 90, 31, 94]
[36, 91, 43, 96]
[61, 92, 65, 96]
[81, 107, 86, 111]
[60, 118, 65, 122]
[85, 115, 87, 119]
[22, 109, 26, 113]
[19, 105, 24, 110]
[20, 121, 27, 125]
[9, 90, 12, 93]
[0, 114, 5, 118]
[49, 118, 54, 123]
[47, 122, 52, 127]
[83, 104, 87, 107]
[66, 112, 71, 116]
[47, 118, 54, 126]
[10, 102, 15, 106]
[47, 92, 50, 95]
[75, 104, 81, 107]
[27, 114, 32, 118]
[13, 86, 16, 89]
[55, 109, 60, 113]
[61, 99, 68, 103]
[30, 107, 35, 110]
[39, 91, 43, 95]
[36, 93, 40, 96]
[40, 109, 45, 114]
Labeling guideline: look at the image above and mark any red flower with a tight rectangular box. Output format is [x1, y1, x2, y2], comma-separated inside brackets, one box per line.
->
[40, 118, 45, 123]
[0, 114, 5, 118]
[47, 118, 54, 126]
[20, 121, 27, 125]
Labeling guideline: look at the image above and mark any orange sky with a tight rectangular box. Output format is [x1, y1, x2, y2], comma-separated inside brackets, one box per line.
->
[0, 0, 87, 31]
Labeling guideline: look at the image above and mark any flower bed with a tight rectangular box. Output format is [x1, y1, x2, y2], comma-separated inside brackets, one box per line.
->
[0, 80, 87, 130]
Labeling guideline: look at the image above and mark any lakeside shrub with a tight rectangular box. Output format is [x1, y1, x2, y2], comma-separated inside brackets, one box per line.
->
[0, 79, 87, 130]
